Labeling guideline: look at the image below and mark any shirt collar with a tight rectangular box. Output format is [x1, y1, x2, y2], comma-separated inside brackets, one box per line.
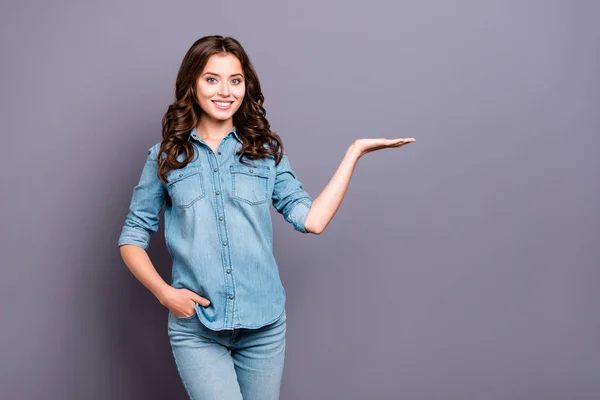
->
[188, 125, 241, 144]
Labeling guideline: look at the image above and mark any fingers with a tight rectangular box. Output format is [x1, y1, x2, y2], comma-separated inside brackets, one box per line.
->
[181, 288, 211, 307]
[391, 138, 416, 147]
[194, 294, 211, 307]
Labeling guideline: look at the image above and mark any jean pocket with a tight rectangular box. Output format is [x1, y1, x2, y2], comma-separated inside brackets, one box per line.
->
[166, 167, 205, 208]
[230, 164, 270, 205]
[172, 309, 197, 321]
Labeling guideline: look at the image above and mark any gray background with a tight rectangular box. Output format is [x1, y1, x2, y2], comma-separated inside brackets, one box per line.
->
[1, 0, 598, 399]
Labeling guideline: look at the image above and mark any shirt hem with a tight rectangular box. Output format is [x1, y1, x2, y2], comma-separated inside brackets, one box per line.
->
[195, 305, 286, 331]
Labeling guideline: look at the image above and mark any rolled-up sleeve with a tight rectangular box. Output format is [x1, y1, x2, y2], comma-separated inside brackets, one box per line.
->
[117, 144, 166, 249]
[271, 151, 313, 234]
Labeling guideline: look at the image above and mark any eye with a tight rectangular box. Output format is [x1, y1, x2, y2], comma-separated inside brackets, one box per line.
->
[232, 78, 242, 84]
[206, 77, 217, 83]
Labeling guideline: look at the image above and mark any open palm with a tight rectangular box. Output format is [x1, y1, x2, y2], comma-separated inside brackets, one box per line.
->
[352, 137, 416, 158]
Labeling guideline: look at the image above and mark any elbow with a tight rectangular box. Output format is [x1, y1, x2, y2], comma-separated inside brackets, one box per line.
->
[297, 200, 322, 234]
[304, 221, 324, 235]
[119, 243, 138, 259]
[303, 211, 324, 235]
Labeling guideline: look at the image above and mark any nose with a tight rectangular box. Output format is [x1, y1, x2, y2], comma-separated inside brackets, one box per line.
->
[218, 81, 230, 97]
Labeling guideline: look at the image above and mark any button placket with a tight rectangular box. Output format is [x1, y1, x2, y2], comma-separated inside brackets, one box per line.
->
[206, 141, 236, 328]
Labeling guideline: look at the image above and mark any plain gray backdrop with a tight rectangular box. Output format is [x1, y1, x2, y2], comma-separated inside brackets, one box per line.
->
[1, 0, 598, 399]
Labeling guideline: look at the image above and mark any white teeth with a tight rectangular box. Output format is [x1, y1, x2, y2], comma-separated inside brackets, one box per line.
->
[214, 101, 232, 107]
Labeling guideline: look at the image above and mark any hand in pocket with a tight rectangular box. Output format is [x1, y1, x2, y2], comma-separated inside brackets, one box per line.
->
[160, 287, 211, 318]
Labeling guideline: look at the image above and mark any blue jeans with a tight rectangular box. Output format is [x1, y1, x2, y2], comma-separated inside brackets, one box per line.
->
[167, 307, 287, 400]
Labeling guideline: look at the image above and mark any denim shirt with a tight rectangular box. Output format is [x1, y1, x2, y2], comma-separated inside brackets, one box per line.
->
[117, 126, 313, 331]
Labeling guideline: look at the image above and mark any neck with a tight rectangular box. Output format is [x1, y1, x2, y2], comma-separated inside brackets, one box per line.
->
[196, 117, 234, 141]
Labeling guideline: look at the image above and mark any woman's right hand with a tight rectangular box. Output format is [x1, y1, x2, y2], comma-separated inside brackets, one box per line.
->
[159, 286, 211, 318]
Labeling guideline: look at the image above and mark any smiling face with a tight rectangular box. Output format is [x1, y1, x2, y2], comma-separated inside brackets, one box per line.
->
[195, 53, 246, 123]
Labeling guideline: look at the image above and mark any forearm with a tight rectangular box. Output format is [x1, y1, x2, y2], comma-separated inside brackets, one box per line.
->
[304, 144, 361, 234]
[119, 244, 172, 304]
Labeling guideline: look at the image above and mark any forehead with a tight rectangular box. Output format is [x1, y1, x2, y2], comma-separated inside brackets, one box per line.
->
[202, 53, 243, 75]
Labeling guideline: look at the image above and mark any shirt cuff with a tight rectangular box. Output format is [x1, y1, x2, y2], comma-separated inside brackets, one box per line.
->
[117, 226, 151, 250]
[288, 199, 313, 234]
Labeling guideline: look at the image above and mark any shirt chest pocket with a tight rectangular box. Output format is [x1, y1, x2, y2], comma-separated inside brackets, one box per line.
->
[165, 167, 205, 209]
[230, 164, 271, 205]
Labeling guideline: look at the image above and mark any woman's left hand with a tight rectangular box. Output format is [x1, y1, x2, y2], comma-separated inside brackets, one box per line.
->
[351, 137, 416, 158]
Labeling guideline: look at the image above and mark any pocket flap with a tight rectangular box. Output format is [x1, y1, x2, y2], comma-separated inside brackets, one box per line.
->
[230, 164, 270, 178]
[165, 167, 202, 185]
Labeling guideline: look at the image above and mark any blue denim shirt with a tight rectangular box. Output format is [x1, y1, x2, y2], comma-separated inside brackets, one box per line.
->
[118, 126, 313, 330]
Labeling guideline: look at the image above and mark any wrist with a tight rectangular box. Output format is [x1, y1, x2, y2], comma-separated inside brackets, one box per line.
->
[347, 143, 362, 160]
[153, 283, 173, 305]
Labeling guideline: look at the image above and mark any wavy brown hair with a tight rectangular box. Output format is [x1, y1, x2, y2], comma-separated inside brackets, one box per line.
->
[156, 35, 284, 183]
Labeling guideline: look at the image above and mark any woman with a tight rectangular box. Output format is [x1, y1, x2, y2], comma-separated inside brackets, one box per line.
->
[118, 35, 415, 400]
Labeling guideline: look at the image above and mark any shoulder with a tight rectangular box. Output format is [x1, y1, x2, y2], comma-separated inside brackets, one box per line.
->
[261, 137, 287, 164]
[148, 141, 163, 158]
[150, 141, 162, 152]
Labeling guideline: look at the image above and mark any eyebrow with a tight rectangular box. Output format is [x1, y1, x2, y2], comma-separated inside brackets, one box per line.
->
[202, 72, 244, 78]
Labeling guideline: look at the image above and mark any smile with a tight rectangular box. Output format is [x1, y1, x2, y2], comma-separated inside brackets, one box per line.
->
[212, 100, 234, 110]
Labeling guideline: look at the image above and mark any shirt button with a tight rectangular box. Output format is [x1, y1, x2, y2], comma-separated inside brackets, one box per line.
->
[216, 191, 220, 195]
[214, 168, 218, 172]
[219, 217, 223, 221]
[226, 269, 231, 273]
[229, 295, 234, 299]
[223, 241, 227, 246]
[249, 169, 253, 173]
[218, 152, 222, 155]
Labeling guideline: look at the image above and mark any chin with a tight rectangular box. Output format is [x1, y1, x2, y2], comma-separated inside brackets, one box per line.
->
[204, 112, 233, 122]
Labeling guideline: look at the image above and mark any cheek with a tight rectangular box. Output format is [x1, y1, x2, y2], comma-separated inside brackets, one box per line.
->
[234, 86, 245, 99]
[196, 84, 216, 99]
[234, 95, 245, 109]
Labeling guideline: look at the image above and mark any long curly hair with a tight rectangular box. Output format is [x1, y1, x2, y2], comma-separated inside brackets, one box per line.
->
[156, 35, 284, 183]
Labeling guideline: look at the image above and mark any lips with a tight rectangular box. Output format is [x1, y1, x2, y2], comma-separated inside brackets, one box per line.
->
[211, 100, 234, 110]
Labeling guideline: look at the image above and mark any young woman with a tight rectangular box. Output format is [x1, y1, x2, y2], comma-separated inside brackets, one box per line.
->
[118, 35, 415, 400]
